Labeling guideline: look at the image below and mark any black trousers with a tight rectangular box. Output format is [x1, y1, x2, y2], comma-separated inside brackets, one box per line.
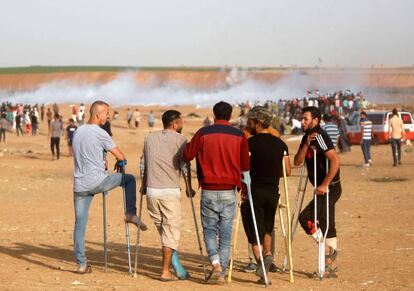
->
[241, 183, 279, 244]
[51, 137, 60, 159]
[299, 182, 341, 238]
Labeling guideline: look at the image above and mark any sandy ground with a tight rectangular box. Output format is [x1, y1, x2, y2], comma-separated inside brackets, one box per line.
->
[0, 105, 413, 291]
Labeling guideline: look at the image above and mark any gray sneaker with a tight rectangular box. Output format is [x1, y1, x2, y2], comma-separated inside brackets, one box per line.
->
[243, 263, 257, 273]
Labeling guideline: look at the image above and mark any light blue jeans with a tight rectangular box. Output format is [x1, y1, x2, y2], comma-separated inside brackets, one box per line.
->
[73, 173, 137, 267]
[201, 189, 236, 275]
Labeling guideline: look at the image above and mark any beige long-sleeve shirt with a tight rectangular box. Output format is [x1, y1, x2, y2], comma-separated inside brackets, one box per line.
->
[389, 115, 404, 139]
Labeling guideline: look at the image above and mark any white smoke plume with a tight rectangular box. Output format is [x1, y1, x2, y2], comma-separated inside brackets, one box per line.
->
[0, 69, 406, 106]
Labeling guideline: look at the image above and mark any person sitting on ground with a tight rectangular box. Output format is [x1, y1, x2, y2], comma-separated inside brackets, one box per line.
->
[71, 100, 147, 274]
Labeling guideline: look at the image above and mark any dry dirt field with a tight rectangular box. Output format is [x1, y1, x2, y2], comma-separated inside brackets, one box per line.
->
[0, 105, 413, 291]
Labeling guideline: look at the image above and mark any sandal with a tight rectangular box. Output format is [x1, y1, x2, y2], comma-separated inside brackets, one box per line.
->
[311, 265, 338, 279]
[325, 246, 338, 262]
[160, 274, 178, 282]
[76, 265, 92, 274]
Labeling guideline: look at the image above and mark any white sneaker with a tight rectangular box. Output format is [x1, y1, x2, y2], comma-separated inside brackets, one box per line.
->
[363, 163, 370, 167]
[368, 159, 373, 165]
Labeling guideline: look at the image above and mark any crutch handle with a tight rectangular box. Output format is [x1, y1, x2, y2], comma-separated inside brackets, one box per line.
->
[115, 159, 127, 173]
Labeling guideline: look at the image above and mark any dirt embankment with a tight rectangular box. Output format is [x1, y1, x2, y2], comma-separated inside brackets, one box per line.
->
[1, 68, 414, 91]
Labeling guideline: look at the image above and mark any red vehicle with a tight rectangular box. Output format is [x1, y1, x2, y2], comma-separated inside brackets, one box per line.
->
[346, 111, 414, 144]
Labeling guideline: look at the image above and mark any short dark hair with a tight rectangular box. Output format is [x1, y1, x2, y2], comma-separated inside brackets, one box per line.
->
[360, 111, 367, 118]
[302, 106, 321, 123]
[323, 114, 331, 122]
[392, 108, 398, 115]
[162, 110, 181, 128]
[213, 101, 232, 121]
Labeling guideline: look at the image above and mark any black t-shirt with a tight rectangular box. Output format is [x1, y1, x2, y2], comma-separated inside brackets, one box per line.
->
[300, 125, 340, 186]
[248, 133, 289, 187]
[66, 124, 77, 140]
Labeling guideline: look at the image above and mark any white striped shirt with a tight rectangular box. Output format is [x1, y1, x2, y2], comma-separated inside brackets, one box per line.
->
[322, 123, 340, 148]
[360, 118, 372, 140]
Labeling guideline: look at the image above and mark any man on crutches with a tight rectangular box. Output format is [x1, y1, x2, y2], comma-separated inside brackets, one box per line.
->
[184, 101, 250, 285]
[140, 110, 190, 281]
[293, 106, 341, 279]
[240, 106, 291, 285]
[72, 101, 147, 274]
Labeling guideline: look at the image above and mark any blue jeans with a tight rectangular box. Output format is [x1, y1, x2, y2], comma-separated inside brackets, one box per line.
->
[361, 140, 371, 163]
[391, 138, 401, 165]
[73, 173, 137, 266]
[200, 189, 236, 275]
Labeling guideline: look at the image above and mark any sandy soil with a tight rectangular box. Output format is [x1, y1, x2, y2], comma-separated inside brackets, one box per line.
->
[0, 104, 413, 290]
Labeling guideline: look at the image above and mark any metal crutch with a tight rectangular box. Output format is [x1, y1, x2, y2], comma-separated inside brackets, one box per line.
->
[242, 171, 269, 287]
[282, 163, 307, 271]
[227, 201, 242, 283]
[281, 152, 294, 283]
[291, 163, 308, 241]
[278, 197, 288, 272]
[314, 149, 330, 280]
[133, 159, 145, 277]
[182, 163, 208, 280]
[103, 191, 108, 272]
[102, 150, 109, 272]
[119, 160, 133, 275]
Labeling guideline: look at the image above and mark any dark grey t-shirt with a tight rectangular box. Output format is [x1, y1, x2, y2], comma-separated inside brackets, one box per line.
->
[72, 124, 116, 192]
[51, 120, 63, 138]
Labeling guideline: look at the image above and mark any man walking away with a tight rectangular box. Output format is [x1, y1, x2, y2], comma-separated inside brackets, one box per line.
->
[360, 111, 373, 167]
[49, 114, 63, 160]
[141, 110, 190, 281]
[184, 101, 250, 284]
[40, 104, 45, 121]
[46, 108, 53, 130]
[388, 108, 405, 166]
[15, 113, 23, 136]
[133, 109, 141, 128]
[0, 113, 8, 142]
[72, 101, 147, 274]
[148, 111, 155, 130]
[126, 108, 133, 128]
[294, 106, 341, 278]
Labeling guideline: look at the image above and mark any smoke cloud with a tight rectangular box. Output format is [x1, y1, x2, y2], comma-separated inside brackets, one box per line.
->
[0, 69, 409, 106]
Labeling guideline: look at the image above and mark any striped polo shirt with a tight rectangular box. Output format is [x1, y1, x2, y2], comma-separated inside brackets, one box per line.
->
[360, 118, 372, 140]
[322, 122, 340, 148]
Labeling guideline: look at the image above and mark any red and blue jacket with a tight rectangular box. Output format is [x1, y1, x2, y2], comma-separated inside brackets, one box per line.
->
[183, 120, 250, 190]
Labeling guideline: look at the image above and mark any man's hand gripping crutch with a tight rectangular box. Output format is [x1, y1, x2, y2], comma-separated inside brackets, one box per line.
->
[182, 161, 207, 280]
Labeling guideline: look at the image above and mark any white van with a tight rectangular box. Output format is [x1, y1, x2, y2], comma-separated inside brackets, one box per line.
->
[346, 110, 414, 144]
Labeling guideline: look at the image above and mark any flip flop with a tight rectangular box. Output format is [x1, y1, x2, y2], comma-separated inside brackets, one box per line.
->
[160, 275, 178, 282]
[76, 265, 92, 274]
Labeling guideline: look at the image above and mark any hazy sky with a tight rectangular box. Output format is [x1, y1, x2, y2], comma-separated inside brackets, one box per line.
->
[1, 0, 413, 67]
